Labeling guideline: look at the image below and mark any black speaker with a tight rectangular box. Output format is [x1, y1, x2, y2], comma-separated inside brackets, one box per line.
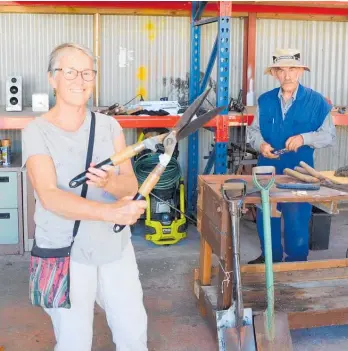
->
[6, 76, 22, 112]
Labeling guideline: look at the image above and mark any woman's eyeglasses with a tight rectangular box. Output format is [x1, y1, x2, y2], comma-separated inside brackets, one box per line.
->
[54, 68, 97, 82]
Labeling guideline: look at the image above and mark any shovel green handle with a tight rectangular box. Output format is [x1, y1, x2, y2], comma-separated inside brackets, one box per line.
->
[252, 166, 276, 341]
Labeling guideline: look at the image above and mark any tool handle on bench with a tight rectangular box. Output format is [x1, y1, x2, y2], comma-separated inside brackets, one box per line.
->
[284, 168, 319, 183]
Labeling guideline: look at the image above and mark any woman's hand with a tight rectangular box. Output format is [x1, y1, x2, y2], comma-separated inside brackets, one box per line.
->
[104, 196, 147, 225]
[86, 162, 114, 189]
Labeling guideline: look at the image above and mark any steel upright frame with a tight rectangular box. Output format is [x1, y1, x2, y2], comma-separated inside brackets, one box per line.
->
[187, 1, 232, 215]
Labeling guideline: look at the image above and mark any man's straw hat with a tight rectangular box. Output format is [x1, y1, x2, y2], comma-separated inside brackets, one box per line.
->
[264, 49, 310, 75]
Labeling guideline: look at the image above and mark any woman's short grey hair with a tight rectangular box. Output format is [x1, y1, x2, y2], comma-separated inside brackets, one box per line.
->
[48, 43, 96, 73]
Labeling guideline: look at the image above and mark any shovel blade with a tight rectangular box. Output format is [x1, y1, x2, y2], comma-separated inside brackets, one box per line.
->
[217, 308, 256, 351]
[254, 312, 293, 351]
[224, 324, 256, 351]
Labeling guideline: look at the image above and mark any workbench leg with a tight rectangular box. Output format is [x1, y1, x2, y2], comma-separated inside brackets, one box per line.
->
[199, 236, 212, 285]
[199, 235, 212, 316]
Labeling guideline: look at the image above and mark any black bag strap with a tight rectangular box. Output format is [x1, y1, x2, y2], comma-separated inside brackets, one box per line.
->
[72, 111, 96, 238]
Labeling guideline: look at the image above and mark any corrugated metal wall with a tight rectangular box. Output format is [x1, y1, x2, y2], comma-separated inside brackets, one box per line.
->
[255, 18, 348, 170]
[0, 13, 243, 177]
[100, 15, 191, 167]
[101, 16, 244, 174]
[0, 13, 93, 165]
[0, 14, 93, 107]
[2, 14, 346, 173]
[100, 16, 243, 108]
[315, 126, 348, 171]
[255, 19, 348, 105]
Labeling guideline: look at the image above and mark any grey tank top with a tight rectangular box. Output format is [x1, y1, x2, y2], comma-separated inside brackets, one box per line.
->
[22, 110, 131, 265]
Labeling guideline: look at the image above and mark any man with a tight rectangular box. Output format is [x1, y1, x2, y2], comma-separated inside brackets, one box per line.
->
[247, 49, 336, 264]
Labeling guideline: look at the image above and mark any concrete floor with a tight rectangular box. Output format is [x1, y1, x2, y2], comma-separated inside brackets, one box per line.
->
[1, 213, 348, 350]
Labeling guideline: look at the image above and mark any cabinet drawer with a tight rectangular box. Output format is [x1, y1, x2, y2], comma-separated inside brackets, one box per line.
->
[0, 209, 18, 244]
[0, 172, 18, 208]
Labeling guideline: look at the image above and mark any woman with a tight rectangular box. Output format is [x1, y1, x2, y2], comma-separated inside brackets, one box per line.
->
[22, 43, 148, 351]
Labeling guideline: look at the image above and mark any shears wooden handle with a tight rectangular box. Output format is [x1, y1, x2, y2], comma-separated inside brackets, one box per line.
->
[113, 163, 166, 233]
[69, 134, 167, 188]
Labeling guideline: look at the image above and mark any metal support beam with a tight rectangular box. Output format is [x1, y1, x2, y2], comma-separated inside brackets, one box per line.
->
[193, 1, 208, 21]
[194, 17, 218, 26]
[203, 144, 216, 175]
[216, 2, 231, 115]
[187, 1, 201, 216]
[187, 1, 232, 215]
[214, 1, 231, 175]
[215, 142, 228, 174]
[200, 36, 218, 94]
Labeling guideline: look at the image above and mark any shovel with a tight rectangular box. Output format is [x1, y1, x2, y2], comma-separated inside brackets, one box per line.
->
[252, 167, 276, 340]
[252, 166, 293, 350]
[216, 179, 256, 351]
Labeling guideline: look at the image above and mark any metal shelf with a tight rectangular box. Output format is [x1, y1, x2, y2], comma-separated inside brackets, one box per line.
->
[1, 109, 347, 131]
[0, 112, 255, 130]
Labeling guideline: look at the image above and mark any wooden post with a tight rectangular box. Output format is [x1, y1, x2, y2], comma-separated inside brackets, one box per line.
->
[93, 13, 101, 107]
[242, 16, 249, 106]
[244, 12, 256, 107]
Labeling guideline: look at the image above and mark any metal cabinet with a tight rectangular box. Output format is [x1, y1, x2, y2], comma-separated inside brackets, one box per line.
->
[0, 172, 18, 208]
[0, 209, 19, 244]
[0, 167, 24, 255]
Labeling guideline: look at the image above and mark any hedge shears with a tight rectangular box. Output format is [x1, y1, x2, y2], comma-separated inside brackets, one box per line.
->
[69, 88, 225, 233]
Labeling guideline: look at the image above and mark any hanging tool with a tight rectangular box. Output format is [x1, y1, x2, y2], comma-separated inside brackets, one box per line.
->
[228, 89, 245, 113]
[69, 88, 225, 233]
[252, 166, 276, 341]
[216, 179, 255, 351]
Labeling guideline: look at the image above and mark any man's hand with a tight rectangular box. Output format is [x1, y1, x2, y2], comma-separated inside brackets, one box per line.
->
[260, 142, 278, 159]
[86, 162, 115, 189]
[285, 135, 304, 152]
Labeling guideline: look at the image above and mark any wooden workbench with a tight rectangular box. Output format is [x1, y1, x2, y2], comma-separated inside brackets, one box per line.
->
[194, 174, 348, 340]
